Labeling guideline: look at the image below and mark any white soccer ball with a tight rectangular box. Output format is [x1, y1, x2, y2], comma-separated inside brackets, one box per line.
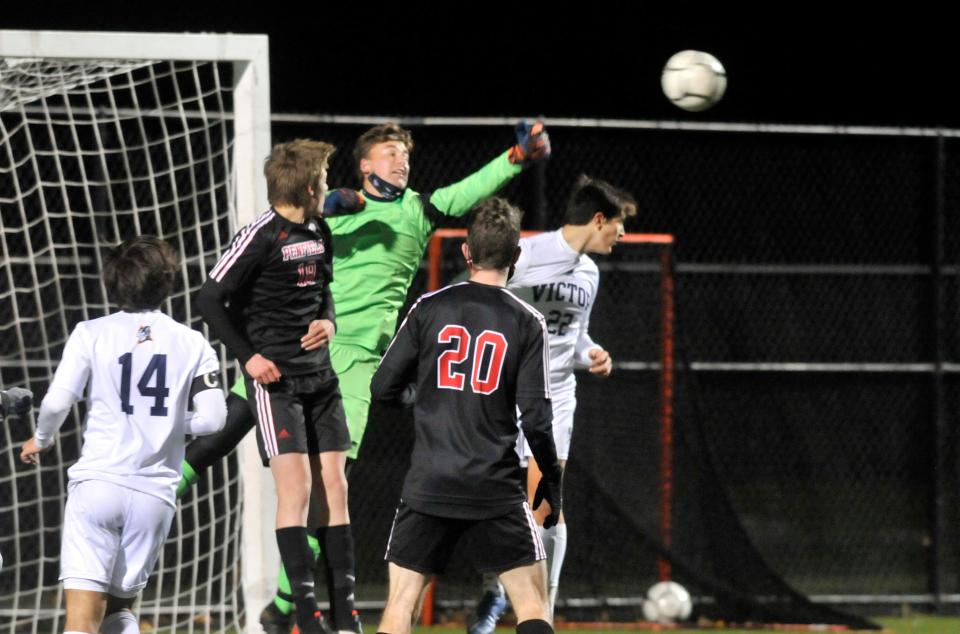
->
[661, 50, 727, 112]
[642, 580, 693, 625]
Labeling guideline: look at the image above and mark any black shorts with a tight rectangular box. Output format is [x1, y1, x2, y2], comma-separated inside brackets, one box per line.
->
[246, 372, 351, 465]
[384, 501, 545, 575]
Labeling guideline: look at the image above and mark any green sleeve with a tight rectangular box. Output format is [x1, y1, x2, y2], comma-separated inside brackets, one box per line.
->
[427, 151, 522, 218]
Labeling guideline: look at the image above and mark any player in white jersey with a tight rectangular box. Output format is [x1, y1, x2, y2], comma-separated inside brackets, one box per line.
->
[469, 176, 636, 633]
[20, 236, 227, 634]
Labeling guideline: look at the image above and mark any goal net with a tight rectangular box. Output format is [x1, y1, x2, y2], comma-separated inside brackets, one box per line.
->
[417, 226, 875, 629]
[0, 30, 270, 633]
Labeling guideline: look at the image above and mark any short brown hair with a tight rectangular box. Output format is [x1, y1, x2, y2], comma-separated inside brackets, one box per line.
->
[352, 123, 414, 178]
[103, 235, 179, 311]
[264, 139, 335, 208]
[467, 197, 522, 270]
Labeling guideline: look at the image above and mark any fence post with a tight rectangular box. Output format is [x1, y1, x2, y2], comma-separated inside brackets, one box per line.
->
[532, 160, 548, 229]
[929, 134, 947, 609]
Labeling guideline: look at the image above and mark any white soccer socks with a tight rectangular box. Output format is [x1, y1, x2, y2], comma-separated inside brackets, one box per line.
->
[540, 523, 568, 617]
[101, 609, 140, 633]
[482, 571, 505, 598]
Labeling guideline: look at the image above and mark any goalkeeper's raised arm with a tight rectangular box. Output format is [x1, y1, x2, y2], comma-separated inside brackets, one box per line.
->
[424, 119, 551, 222]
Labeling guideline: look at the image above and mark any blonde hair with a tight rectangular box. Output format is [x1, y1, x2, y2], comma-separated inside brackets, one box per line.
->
[264, 139, 335, 208]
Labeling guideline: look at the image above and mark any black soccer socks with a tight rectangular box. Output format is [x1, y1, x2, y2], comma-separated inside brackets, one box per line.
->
[517, 618, 554, 634]
[276, 526, 326, 634]
[318, 524, 360, 632]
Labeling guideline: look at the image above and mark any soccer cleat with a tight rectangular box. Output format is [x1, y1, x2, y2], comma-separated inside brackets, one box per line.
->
[468, 591, 508, 634]
[336, 609, 363, 634]
[260, 601, 294, 634]
[290, 609, 335, 634]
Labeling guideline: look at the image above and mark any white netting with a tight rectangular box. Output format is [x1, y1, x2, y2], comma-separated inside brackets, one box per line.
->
[0, 57, 244, 633]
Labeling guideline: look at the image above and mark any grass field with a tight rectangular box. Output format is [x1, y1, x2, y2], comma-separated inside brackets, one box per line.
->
[873, 616, 960, 633]
[407, 617, 960, 634]
[197, 615, 960, 634]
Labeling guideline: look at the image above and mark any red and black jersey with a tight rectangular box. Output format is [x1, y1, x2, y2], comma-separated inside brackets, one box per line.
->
[371, 281, 559, 520]
[198, 208, 336, 376]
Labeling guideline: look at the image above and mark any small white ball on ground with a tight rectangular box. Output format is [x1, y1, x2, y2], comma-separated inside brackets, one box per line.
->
[642, 580, 693, 625]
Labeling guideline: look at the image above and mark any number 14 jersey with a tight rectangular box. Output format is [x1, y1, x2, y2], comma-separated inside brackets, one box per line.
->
[41, 311, 219, 505]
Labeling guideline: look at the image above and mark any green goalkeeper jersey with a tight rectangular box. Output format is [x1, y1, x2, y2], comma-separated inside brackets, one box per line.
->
[326, 151, 521, 354]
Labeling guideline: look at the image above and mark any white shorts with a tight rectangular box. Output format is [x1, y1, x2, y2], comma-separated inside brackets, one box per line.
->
[517, 390, 576, 463]
[60, 479, 174, 597]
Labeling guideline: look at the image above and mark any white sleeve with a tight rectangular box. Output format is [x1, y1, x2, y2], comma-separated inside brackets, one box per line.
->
[197, 338, 221, 376]
[574, 328, 599, 369]
[185, 339, 226, 436]
[35, 325, 91, 448]
[49, 324, 92, 399]
[34, 386, 78, 449]
[186, 389, 227, 436]
[508, 234, 580, 288]
[573, 272, 601, 369]
[509, 241, 533, 284]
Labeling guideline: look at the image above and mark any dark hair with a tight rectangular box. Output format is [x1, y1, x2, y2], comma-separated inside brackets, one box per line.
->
[103, 235, 179, 310]
[353, 122, 414, 178]
[264, 139, 335, 208]
[563, 175, 637, 225]
[467, 197, 522, 270]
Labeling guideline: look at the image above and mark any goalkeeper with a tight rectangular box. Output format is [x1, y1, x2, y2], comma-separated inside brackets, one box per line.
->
[178, 120, 551, 633]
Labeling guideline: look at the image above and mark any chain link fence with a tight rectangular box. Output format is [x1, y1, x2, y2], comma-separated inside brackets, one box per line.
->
[269, 117, 960, 619]
[4, 110, 957, 627]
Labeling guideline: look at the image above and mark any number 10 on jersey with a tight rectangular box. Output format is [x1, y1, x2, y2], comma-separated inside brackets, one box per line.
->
[437, 325, 508, 395]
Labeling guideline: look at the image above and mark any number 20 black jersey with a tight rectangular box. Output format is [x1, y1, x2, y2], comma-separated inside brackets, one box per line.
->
[371, 281, 558, 519]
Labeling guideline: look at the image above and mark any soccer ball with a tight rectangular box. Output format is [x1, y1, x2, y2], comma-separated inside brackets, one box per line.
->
[642, 580, 693, 625]
[661, 50, 727, 112]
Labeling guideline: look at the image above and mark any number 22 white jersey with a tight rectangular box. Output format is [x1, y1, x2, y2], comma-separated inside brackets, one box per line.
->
[508, 230, 600, 393]
[40, 310, 220, 506]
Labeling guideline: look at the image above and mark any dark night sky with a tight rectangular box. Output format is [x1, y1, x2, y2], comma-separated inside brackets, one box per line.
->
[4, 2, 958, 128]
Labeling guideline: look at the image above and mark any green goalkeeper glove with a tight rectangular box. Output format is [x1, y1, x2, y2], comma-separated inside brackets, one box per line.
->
[323, 188, 366, 218]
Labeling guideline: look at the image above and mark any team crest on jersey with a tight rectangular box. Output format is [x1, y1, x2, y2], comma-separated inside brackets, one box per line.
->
[136, 325, 152, 344]
[281, 239, 325, 261]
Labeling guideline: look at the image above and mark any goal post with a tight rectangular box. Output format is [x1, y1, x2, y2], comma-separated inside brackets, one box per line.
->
[0, 29, 272, 632]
